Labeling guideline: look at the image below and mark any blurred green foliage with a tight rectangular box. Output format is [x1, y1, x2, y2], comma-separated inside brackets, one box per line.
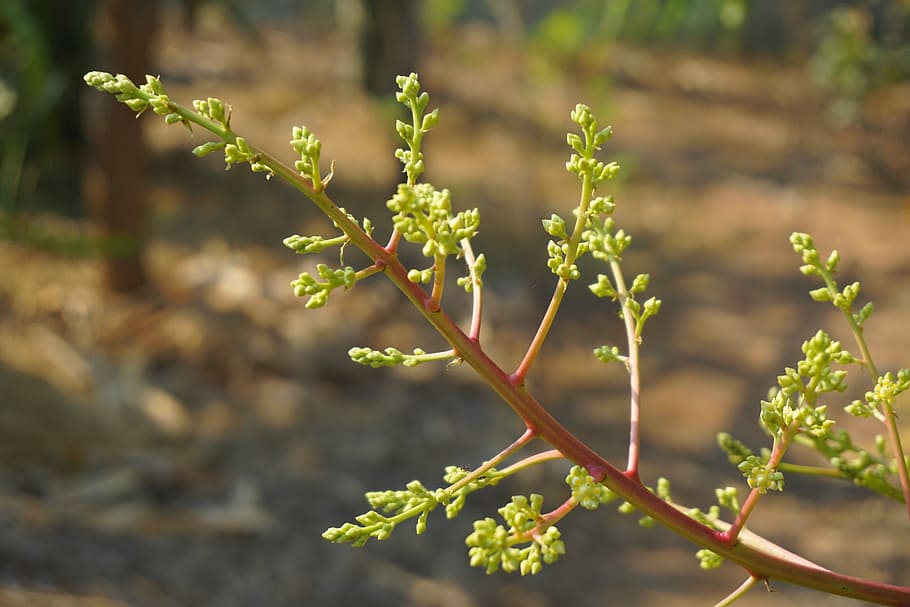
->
[4, 0, 907, 239]
[527, 0, 750, 59]
[0, 0, 90, 218]
[811, 2, 910, 125]
[519, 0, 910, 126]
[423, 0, 469, 36]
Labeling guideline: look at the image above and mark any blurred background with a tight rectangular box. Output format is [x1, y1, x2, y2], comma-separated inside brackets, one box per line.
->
[1, 1, 909, 605]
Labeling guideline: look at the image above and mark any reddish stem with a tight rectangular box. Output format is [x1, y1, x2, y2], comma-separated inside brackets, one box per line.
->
[721, 428, 795, 544]
[262, 151, 910, 606]
[609, 258, 641, 478]
[461, 238, 483, 341]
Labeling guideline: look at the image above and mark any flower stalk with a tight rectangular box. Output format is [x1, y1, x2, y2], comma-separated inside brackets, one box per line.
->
[84, 71, 910, 606]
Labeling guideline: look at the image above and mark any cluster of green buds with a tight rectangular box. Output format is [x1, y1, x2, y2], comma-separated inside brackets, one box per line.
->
[192, 98, 269, 175]
[846, 369, 910, 420]
[733, 330, 849, 494]
[714, 485, 741, 514]
[284, 209, 375, 306]
[465, 494, 566, 576]
[544, 223, 583, 280]
[83, 68, 910, 602]
[723, 425, 903, 500]
[323, 466, 503, 548]
[584, 213, 629, 263]
[565, 104, 620, 185]
[288, 264, 356, 309]
[322, 479, 441, 546]
[84, 72, 182, 124]
[721, 430, 787, 493]
[192, 97, 229, 127]
[222, 136, 271, 175]
[386, 183, 479, 262]
[567, 107, 660, 339]
[543, 105, 620, 281]
[441, 465, 502, 518]
[737, 454, 786, 493]
[790, 232, 874, 325]
[790, 232, 909, 497]
[684, 484, 739, 570]
[756, 329, 848, 443]
[83, 71, 278, 176]
[188, 97, 230, 158]
[456, 253, 487, 293]
[778, 330, 855, 404]
[565, 465, 616, 510]
[589, 270, 661, 338]
[394, 72, 439, 184]
[347, 346, 455, 368]
[809, 429, 905, 501]
[385, 73, 482, 313]
[696, 548, 724, 570]
[544, 103, 661, 377]
[291, 125, 333, 191]
[715, 233, 909, 508]
[282, 233, 348, 255]
[759, 389, 831, 443]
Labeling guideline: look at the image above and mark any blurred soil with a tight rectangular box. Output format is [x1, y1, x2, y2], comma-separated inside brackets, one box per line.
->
[1, 10, 909, 607]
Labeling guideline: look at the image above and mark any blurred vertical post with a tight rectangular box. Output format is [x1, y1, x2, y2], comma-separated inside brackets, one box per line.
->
[85, 0, 158, 292]
[359, 0, 420, 96]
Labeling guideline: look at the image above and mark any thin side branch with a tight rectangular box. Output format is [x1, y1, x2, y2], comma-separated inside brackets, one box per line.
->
[609, 257, 642, 478]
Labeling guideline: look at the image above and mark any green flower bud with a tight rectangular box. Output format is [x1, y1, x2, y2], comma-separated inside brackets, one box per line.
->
[144, 74, 164, 95]
[715, 486, 740, 512]
[566, 132, 584, 154]
[124, 98, 149, 114]
[207, 97, 225, 123]
[656, 477, 671, 500]
[696, 549, 723, 570]
[589, 274, 617, 299]
[593, 125, 613, 146]
[593, 344, 622, 364]
[396, 120, 414, 141]
[809, 287, 833, 302]
[415, 91, 430, 113]
[192, 140, 226, 158]
[83, 71, 115, 89]
[396, 73, 421, 97]
[421, 108, 440, 131]
[542, 214, 568, 239]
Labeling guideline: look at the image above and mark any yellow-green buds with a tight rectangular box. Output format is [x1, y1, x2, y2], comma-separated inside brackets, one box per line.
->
[289, 264, 356, 308]
[465, 494, 566, 576]
[738, 456, 785, 493]
[696, 549, 723, 570]
[394, 72, 437, 184]
[566, 465, 616, 510]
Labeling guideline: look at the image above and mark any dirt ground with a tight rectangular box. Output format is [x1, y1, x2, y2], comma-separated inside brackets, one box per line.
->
[1, 9, 909, 607]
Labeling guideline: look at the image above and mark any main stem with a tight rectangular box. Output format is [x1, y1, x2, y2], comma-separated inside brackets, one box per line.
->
[89, 78, 909, 601]
[262, 153, 910, 605]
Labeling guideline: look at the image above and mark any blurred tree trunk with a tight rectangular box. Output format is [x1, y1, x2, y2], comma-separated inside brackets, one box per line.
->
[360, 0, 420, 96]
[85, 0, 157, 293]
